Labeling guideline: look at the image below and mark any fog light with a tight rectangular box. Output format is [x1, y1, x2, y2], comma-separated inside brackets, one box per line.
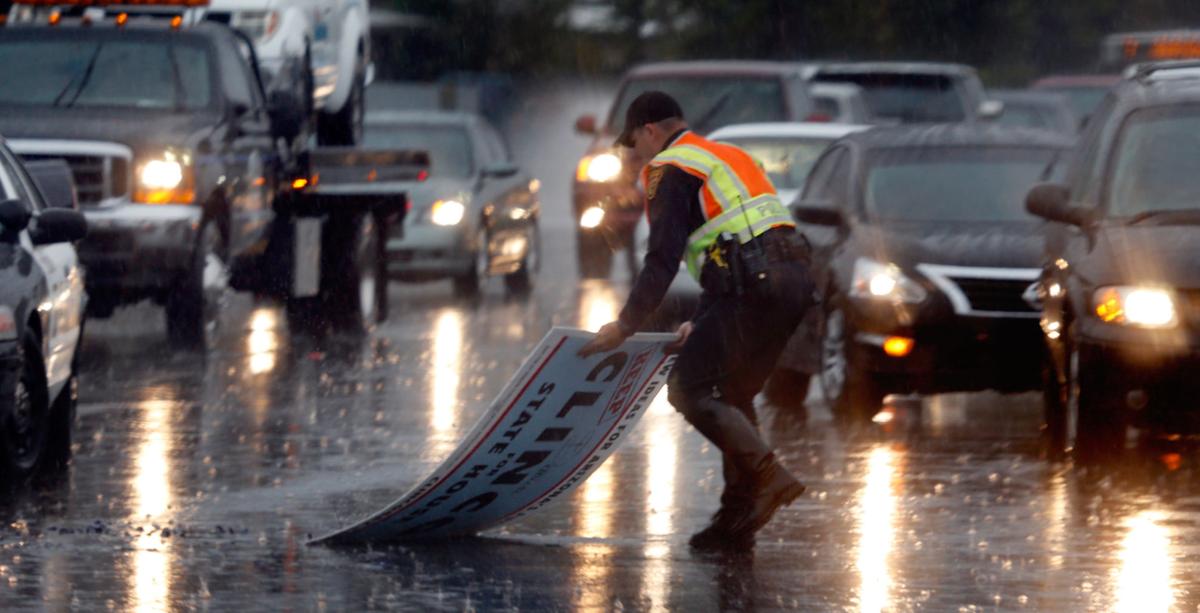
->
[872, 408, 895, 424]
[580, 206, 605, 229]
[883, 336, 914, 357]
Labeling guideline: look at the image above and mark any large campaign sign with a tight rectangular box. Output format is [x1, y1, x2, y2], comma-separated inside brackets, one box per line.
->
[313, 328, 677, 544]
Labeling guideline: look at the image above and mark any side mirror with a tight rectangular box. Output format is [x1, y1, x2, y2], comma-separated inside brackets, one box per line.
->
[575, 114, 598, 135]
[481, 162, 519, 179]
[29, 209, 87, 245]
[792, 202, 845, 227]
[267, 90, 305, 142]
[0, 199, 31, 233]
[23, 159, 78, 210]
[1026, 182, 1093, 226]
[978, 100, 1005, 119]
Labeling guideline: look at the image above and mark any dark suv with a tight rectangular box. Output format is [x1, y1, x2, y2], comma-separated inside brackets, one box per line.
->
[1027, 61, 1200, 460]
[809, 62, 1001, 125]
[572, 61, 814, 278]
[781, 125, 1072, 421]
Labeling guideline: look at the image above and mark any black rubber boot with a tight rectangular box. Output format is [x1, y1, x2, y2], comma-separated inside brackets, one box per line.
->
[690, 506, 756, 551]
[727, 453, 805, 540]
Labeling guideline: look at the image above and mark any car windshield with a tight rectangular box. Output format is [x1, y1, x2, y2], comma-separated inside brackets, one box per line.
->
[811, 72, 966, 123]
[1039, 86, 1109, 119]
[363, 124, 473, 178]
[864, 146, 1061, 222]
[1109, 105, 1200, 217]
[0, 38, 212, 110]
[995, 102, 1057, 130]
[719, 137, 837, 190]
[607, 76, 787, 134]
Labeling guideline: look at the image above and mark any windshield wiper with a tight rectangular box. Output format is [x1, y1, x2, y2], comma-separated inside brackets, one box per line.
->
[691, 91, 732, 133]
[58, 44, 104, 108]
[1126, 209, 1200, 225]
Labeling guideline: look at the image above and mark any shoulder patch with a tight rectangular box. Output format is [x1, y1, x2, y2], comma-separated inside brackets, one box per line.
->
[646, 166, 665, 200]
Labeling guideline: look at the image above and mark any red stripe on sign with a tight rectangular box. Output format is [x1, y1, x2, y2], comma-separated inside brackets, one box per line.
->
[358, 336, 569, 527]
[497, 354, 671, 525]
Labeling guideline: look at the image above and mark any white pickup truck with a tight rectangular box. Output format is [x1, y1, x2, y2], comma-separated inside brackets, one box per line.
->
[10, 0, 372, 145]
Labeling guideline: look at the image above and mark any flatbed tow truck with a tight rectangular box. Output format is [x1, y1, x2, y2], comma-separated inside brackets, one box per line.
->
[0, 0, 426, 345]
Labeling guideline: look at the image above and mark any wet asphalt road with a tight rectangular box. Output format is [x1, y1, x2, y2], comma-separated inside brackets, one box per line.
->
[5, 87, 1200, 612]
[3, 228, 1200, 612]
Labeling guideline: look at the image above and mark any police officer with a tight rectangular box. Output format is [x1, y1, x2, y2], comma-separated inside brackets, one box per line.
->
[579, 91, 815, 550]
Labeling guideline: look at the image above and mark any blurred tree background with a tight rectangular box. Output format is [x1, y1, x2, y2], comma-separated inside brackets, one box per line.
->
[375, 0, 1200, 84]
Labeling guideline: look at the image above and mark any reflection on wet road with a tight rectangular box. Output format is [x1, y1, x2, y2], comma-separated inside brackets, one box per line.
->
[4, 233, 1200, 611]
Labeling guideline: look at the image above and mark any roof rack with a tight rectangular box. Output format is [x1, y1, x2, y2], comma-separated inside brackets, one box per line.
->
[1130, 59, 1200, 81]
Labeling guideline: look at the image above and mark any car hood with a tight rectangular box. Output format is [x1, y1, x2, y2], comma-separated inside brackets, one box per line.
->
[1090, 224, 1200, 287]
[0, 108, 223, 156]
[853, 220, 1044, 271]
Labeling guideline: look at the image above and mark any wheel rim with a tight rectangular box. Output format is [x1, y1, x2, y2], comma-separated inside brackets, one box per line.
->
[358, 217, 377, 323]
[200, 227, 229, 341]
[820, 309, 848, 402]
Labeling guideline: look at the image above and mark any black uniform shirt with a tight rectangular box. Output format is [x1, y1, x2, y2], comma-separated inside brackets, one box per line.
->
[617, 130, 707, 334]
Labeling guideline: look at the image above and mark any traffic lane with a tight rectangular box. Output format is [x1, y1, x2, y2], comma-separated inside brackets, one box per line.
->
[0, 233, 1199, 610]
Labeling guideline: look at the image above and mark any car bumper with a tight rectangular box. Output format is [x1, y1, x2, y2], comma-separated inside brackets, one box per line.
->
[1077, 323, 1200, 431]
[385, 224, 535, 280]
[78, 204, 201, 295]
[849, 301, 1044, 393]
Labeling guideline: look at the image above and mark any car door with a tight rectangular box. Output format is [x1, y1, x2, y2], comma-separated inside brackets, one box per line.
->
[219, 35, 277, 258]
[0, 147, 83, 398]
[795, 145, 852, 292]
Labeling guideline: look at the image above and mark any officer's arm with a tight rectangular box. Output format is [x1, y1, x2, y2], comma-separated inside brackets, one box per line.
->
[617, 166, 703, 334]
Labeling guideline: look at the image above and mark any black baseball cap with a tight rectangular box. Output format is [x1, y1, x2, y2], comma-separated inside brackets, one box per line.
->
[615, 91, 684, 147]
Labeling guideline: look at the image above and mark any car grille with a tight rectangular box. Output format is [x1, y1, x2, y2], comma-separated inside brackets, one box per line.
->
[949, 277, 1039, 314]
[20, 153, 129, 207]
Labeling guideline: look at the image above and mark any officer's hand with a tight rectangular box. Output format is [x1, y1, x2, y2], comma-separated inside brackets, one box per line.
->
[578, 322, 628, 358]
[666, 321, 694, 354]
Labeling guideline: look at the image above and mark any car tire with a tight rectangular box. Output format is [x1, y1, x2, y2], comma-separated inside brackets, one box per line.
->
[325, 212, 381, 334]
[763, 368, 812, 416]
[1068, 332, 1126, 465]
[0, 335, 50, 486]
[454, 230, 489, 299]
[504, 225, 540, 296]
[317, 55, 364, 147]
[820, 306, 884, 423]
[165, 222, 228, 349]
[42, 373, 76, 474]
[577, 231, 611, 279]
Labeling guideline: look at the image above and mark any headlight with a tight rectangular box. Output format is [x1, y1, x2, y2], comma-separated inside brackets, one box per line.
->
[1093, 286, 1178, 328]
[576, 153, 622, 183]
[850, 258, 927, 304]
[579, 206, 605, 229]
[134, 151, 194, 205]
[431, 199, 466, 226]
[232, 11, 281, 42]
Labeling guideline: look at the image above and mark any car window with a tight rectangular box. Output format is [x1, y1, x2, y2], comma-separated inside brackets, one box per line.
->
[608, 76, 787, 134]
[363, 124, 474, 178]
[801, 146, 848, 205]
[864, 146, 1062, 222]
[215, 35, 257, 109]
[1108, 104, 1200, 216]
[1072, 93, 1118, 207]
[811, 72, 967, 123]
[0, 37, 214, 111]
[722, 137, 836, 191]
[0, 149, 36, 212]
[996, 103, 1052, 130]
[481, 124, 511, 163]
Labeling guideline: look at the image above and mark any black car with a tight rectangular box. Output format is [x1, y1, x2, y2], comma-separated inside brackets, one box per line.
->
[1027, 61, 1200, 460]
[0, 20, 290, 346]
[779, 125, 1072, 421]
[0, 140, 88, 485]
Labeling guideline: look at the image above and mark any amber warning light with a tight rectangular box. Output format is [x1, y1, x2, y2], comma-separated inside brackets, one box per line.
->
[13, 0, 209, 6]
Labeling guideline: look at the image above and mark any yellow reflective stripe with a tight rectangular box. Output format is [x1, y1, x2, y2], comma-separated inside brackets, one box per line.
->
[656, 145, 755, 213]
[687, 196, 790, 245]
[671, 144, 753, 201]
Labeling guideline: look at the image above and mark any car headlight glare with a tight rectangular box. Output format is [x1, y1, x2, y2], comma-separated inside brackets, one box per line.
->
[135, 153, 194, 205]
[577, 153, 622, 183]
[1094, 286, 1178, 328]
[579, 206, 605, 229]
[431, 199, 466, 226]
[850, 258, 926, 304]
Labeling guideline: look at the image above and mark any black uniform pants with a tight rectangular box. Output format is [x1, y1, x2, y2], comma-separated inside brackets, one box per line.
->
[666, 247, 815, 511]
